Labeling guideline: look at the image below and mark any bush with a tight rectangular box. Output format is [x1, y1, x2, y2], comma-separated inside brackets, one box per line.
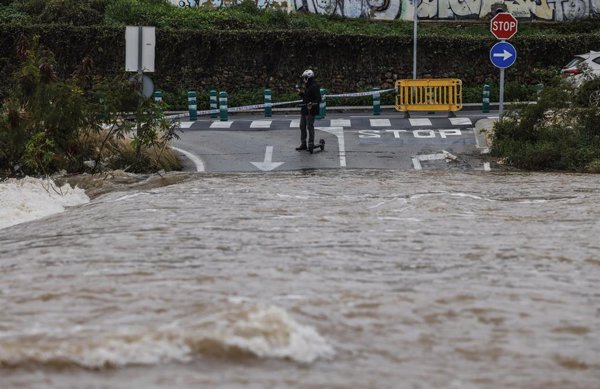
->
[36, 0, 107, 25]
[490, 78, 600, 172]
[0, 4, 32, 23]
[576, 78, 600, 107]
[0, 35, 181, 177]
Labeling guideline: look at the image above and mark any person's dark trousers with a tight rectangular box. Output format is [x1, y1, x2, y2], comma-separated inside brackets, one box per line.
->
[300, 113, 315, 147]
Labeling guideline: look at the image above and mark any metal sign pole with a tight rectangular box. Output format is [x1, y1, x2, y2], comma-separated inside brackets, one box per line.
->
[499, 68, 505, 118]
[136, 26, 143, 158]
[137, 27, 145, 94]
[413, 0, 417, 80]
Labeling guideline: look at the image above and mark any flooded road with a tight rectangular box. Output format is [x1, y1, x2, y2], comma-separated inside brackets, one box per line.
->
[1, 170, 599, 388]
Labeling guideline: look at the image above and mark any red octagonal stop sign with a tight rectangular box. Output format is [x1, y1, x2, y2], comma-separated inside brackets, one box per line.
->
[490, 13, 518, 40]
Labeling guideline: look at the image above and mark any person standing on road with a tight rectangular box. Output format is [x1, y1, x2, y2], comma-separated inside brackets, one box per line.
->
[295, 69, 321, 152]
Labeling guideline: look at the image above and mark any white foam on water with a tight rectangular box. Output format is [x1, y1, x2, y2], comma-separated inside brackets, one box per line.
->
[0, 304, 334, 369]
[0, 177, 89, 230]
[209, 305, 335, 364]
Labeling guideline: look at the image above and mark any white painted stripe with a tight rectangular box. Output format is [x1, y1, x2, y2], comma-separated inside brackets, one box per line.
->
[412, 151, 453, 170]
[370, 119, 391, 127]
[317, 127, 346, 168]
[409, 118, 432, 126]
[170, 146, 205, 172]
[250, 120, 272, 128]
[487, 116, 499, 119]
[412, 157, 422, 170]
[330, 119, 351, 127]
[449, 117, 472, 126]
[484, 162, 491, 171]
[179, 121, 194, 128]
[290, 120, 300, 128]
[210, 121, 233, 128]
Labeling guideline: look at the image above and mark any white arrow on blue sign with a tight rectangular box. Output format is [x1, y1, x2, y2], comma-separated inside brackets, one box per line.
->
[490, 41, 517, 69]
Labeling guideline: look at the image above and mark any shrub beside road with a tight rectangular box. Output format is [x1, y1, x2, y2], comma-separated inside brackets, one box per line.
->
[490, 78, 600, 173]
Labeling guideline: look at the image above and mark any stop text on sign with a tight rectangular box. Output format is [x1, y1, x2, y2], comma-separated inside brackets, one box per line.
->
[492, 20, 517, 33]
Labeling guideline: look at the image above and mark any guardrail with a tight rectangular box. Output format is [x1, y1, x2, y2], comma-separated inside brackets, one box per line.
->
[395, 79, 462, 117]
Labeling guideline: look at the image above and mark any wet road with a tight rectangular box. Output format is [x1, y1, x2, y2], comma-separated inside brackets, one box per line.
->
[171, 112, 493, 173]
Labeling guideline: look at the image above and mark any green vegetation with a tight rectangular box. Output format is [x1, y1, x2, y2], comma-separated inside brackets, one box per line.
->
[0, 35, 181, 177]
[490, 77, 600, 173]
[1, 0, 599, 108]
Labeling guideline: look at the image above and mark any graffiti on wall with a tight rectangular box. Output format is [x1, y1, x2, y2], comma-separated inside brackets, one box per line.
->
[170, 0, 600, 20]
[416, 0, 599, 21]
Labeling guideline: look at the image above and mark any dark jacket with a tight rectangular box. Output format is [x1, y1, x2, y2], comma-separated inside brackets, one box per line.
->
[299, 78, 321, 116]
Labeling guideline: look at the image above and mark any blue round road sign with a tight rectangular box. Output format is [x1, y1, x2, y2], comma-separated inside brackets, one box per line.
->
[490, 41, 517, 69]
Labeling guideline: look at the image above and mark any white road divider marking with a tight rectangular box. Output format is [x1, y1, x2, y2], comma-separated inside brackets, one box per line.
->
[290, 120, 300, 128]
[251, 146, 284, 171]
[449, 117, 472, 126]
[179, 121, 194, 129]
[250, 120, 272, 128]
[409, 118, 432, 126]
[370, 119, 391, 127]
[210, 121, 234, 128]
[330, 119, 351, 127]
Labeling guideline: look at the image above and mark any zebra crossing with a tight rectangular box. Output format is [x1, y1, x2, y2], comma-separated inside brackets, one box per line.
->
[178, 116, 479, 130]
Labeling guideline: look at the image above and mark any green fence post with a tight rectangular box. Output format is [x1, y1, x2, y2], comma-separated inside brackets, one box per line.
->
[264, 89, 272, 117]
[153, 90, 162, 103]
[219, 91, 228, 121]
[317, 88, 326, 119]
[188, 90, 197, 121]
[372, 87, 381, 115]
[210, 90, 218, 118]
[482, 84, 490, 113]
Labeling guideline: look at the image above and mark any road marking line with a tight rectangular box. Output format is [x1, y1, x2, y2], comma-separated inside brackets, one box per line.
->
[409, 118, 432, 126]
[210, 121, 233, 128]
[370, 119, 391, 127]
[317, 127, 346, 167]
[170, 146, 205, 172]
[179, 121, 194, 129]
[412, 150, 456, 170]
[449, 117, 472, 126]
[290, 120, 300, 128]
[330, 119, 351, 127]
[250, 120, 272, 128]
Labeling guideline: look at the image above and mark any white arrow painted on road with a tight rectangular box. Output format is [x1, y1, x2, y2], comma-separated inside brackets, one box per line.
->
[493, 49, 513, 61]
[251, 146, 284, 171]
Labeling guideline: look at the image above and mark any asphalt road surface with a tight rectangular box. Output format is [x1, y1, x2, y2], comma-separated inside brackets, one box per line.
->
[171, 111, 495, 173]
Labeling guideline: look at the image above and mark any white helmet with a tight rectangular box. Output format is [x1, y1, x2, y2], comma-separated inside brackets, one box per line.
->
[301, 69, 314, 81]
